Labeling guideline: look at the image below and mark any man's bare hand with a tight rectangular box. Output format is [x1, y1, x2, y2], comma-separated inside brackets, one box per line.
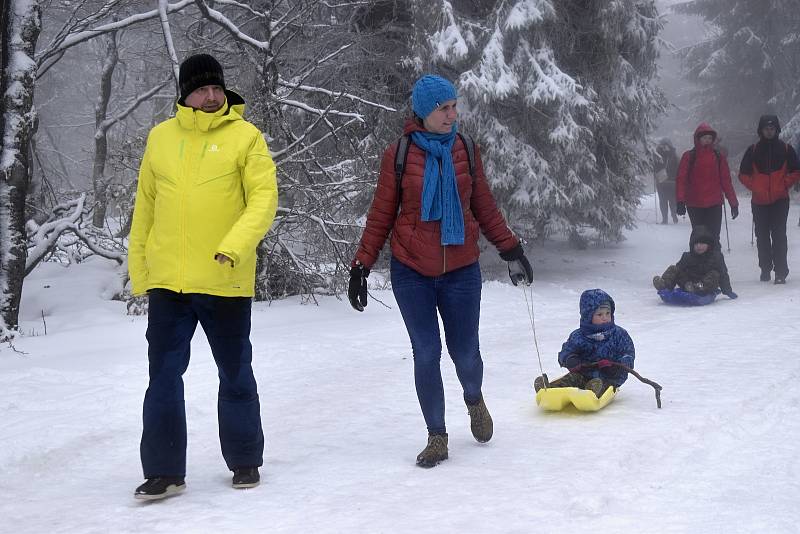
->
[215, 253, 232, 266]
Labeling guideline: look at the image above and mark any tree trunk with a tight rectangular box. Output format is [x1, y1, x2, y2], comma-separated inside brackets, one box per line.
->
[0, 0, 42, 339]
[91, 31, 119, 228]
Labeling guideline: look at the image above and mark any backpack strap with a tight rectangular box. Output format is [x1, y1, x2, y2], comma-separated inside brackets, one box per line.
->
[456, 132, 477, 178]
[394, 134, 412, 198]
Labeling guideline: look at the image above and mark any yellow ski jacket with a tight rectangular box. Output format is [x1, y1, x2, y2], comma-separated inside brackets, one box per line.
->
[128, 91, 278, 297]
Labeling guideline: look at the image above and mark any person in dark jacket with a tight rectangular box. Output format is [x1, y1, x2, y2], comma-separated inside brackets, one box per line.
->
[652, 225, 738, 299]
[654, 138, 679, 224]
[534, 289, 635, 398]
[738, 115, 800, 284]
[348, 74, 533, 468]
[676, 122, 740, 241]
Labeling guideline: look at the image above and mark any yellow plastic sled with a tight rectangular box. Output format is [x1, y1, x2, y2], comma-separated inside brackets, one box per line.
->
[535, 385, 616, 412]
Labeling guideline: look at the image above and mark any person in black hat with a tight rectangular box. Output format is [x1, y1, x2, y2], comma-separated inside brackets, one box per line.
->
[738, 115, 800, 284]
[129, 53, 278, 500]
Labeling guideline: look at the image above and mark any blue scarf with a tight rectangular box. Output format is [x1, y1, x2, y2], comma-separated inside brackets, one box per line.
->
[410, 126, 464, 245]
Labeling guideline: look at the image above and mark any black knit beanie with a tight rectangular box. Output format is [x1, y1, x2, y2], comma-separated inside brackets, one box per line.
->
[179, 54, 225, 101]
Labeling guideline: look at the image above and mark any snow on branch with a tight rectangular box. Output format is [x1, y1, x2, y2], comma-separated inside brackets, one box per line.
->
[95, 79, 172, 136]
[278, 80, 396, 112]
[273, 118, 362, 162]
[432, 1, 468, 62]
[276, 98, 365, 121]
[460, 27, 518, 100]
[193, 0, 271, 51]
[159, 0, 181, 88]
[25, 195, 124, 276]
[35, 0, 194, 74]
[505, 0, 554, 31]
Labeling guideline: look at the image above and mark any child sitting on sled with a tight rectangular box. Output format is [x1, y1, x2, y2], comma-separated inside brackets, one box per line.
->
[652, 225, 737, 299]
[534, 288, 635, 397]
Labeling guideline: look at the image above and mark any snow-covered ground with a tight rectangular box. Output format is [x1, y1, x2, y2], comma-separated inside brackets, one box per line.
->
[1, 196, 798, 533]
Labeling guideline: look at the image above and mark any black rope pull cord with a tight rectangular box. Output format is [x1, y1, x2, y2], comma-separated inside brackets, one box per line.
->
[573, 361, 663, 409]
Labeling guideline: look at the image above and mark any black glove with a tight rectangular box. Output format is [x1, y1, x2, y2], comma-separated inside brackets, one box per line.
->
[500, 243, 533, 286]
[348, 263, 369, 311]
[676, 202, 686, 216]
[730, 205, 739, 219]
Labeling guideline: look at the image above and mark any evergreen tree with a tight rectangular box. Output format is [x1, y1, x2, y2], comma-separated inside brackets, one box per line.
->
[674, 0, 800, 150]
[417, 0, 665, 242]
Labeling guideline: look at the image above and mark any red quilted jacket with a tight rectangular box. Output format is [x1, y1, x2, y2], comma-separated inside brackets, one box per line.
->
[675, 123, 739, 209]
[355, 119, 519, 276]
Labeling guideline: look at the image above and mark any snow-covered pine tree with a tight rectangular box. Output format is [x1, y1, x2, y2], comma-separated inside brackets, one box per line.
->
[416, 0, 665, 242]
[674, 0, 800, 150]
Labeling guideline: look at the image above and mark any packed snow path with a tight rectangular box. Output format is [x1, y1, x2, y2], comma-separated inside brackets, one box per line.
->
[1, 197, 797, 533]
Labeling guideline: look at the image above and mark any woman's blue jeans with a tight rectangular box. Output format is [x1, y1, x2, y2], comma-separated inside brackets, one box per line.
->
[391, 257, 483, 435]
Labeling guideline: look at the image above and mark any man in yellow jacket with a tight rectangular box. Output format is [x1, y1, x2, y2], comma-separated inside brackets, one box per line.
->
[129, 54, 278, 500]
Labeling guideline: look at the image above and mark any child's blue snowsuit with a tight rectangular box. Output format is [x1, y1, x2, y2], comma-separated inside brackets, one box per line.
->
[557, 289, 635, 387]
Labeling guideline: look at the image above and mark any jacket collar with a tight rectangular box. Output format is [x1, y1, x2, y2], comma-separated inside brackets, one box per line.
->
[175, 89, 246, 132]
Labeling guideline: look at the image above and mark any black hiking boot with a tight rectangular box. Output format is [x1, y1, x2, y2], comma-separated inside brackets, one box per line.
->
[652, 276, 666, 290]
[416, 433, 448, 468]
[134, 477, 185, 501]
[466, 395, 493, 443]
[760, 270, 771, 282]
[232, 467, 260, 489]
[774, 277, 786, 285]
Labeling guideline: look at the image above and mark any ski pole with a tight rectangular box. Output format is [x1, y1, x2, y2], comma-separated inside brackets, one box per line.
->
[722, 202, 730, 252]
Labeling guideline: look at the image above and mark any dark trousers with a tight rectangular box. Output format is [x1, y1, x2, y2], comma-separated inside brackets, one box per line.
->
[656, 182, 677, 222]
[391, 257, 483, 435]
[752, 198, 790, 278]
[687, 204, 723, 243]
[141, 289, 264, 478]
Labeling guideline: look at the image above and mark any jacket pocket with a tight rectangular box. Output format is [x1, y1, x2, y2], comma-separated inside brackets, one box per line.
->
[196, 152, 239, 186]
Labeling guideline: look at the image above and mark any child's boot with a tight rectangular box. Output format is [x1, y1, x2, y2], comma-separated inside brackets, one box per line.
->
[534, 375, 547, 392]
[584, 378, 605, 397]
[659, 265, 678, 290]
[652, 275, 665, 290]
[549, 371, 586, 389]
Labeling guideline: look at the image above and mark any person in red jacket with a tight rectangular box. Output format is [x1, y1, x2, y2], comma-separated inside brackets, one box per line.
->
[348, 74, 532, 468]
[738, 115, 800, 284]
[675, 123, 740, 243]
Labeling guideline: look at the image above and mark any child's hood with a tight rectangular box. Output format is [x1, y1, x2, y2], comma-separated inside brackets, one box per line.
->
[689, 225, 716, 251]
[579, 288, 615, 328]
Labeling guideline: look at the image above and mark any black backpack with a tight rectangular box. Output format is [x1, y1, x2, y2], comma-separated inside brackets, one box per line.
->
[394, 132, 477, 198]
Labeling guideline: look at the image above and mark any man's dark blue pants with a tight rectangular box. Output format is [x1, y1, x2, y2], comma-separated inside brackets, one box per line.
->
[141, 289, 264, 478]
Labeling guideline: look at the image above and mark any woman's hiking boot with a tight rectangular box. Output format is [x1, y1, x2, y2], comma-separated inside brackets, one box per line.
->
[416, 433, 448, 468]
[466, 395, 493, 443]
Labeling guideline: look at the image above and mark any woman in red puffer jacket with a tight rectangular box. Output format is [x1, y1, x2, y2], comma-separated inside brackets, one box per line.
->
[348, 74, 532, 468]
[675, 122, 739, 242]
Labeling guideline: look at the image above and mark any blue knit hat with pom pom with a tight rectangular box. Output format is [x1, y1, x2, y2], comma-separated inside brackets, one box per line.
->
[411, 75, 457, 119]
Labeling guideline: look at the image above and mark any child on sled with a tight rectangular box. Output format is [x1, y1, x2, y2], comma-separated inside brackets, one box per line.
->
[534, 289, 635, 397]
[652, 225, 738, 299]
